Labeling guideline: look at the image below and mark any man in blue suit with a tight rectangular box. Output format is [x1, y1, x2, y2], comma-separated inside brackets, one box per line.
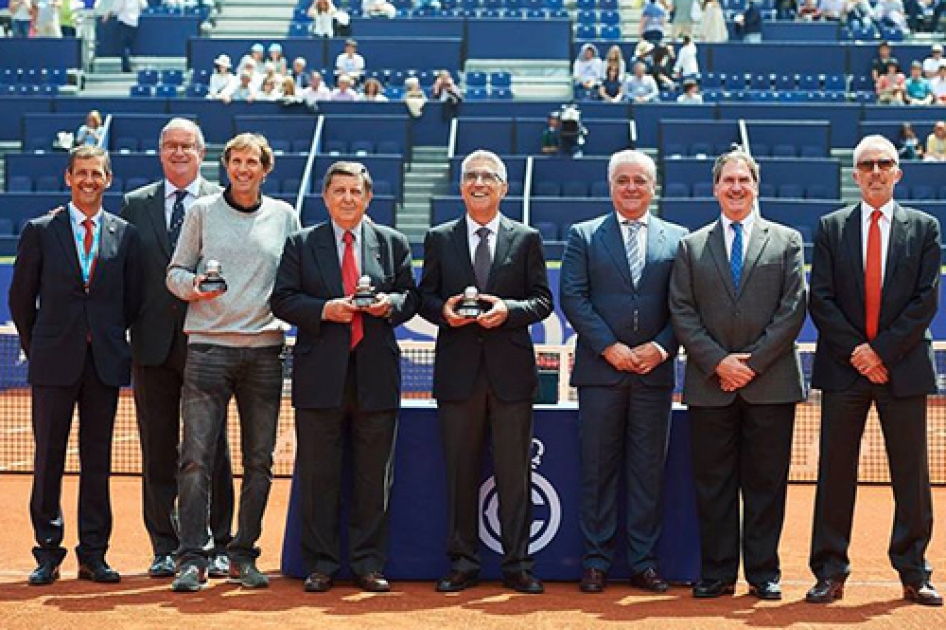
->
[560, 150, 688, 594]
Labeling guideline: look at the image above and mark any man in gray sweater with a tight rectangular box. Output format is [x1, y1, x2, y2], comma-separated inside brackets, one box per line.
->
[166, 133, 301, 592]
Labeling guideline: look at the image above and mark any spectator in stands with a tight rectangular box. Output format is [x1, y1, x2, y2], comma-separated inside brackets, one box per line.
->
[365, 0, 397, 17]
[331, 74, 361, 101]
[700, 0, 729, 43]
[673, 0, 698, 39]
[101, 0, 145, 73]
[875, 0, 911, 35]
[281, 77, 301, 105]
[677, 78, 704, 103]
[167, 132, 301, 593]
[256, 76, 282, 102]
[432, 70, 463, 120]
[640, 0, 668, 44]
[208, 54, 237, 100]
[76, 110, 104, 147]
[267, 43, 288, 78]
[734, 0, 763, 43]
[904, 60, 934, 105]
[798, 0, 823, 20]
[650, 44, 677, 91]
[902, 0, 927, 31]
[599, 65, 626, 103]
[573, 43, 604, 94]
[262, 62, 283, 92]
[819, 0, 847, 20]
[291, 57, 309, 90]
[270, 161, 418, 595]
[847, 0, 879, 34]
[59, 0, 78, 37]
[335, 39, 366, 84]
[775, 0, 796, 20]
[624, 61, 660, 103]
[302, 71, 332, 109]
[10, 0, 34, 38]
[226, 71, 257, 103]
[870, 41, 897, 82]
[922, 44, 944, 79]
[238, 43, 266, 83]
[631, 40, 655, 72]
[309, 0, 338, 37]
[35, 0, 63, 37]
[924, 121, 946, 161]
[931, 64, 946, 103]
[604, 45, 627, 81]
[362, 78, 389, 102]
[541, 111, 560, 153]
[875, 60, 906, 104]
[898, 122, 923, 160]
[403, 76, 427, 118]
[673, 35, 699, 79]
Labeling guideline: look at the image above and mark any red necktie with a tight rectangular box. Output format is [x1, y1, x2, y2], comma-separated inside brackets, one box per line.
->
[865, 210, 882, 341]
[82, 218, 97, 285]
[342, 231, 363, 349]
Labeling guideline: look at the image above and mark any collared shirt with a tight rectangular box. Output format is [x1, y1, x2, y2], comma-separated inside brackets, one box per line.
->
[112, 0, 143, 27]
[164, 178, 202, 229]
[618, 211, 649, 262]
[333, 219, 364, 273]
[861, 199, 894, 282]
[466, 213, 501, 266]
[720, 211, 756, 263]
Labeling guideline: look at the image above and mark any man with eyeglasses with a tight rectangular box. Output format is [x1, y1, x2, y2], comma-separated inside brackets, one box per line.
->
[121, 118, 234, 581]
[419, 149, 553, 594]
[560, 150, 688, 594]
[806, 135, 942, 607]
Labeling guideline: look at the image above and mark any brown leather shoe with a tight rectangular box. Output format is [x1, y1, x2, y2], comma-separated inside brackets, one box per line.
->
[356, 571, 391, 593]
[579, 567, 607, 593]
[903, 582, 943, 606]
[630, 567, 669, 593]
[805, 577, 845, 603]
[436, 570, 479, 592]
[303, 571, 334, 593]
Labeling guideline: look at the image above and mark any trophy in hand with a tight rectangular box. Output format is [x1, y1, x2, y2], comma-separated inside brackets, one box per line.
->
[352, 275, 378, 308]
[199, 259, 228, 293]
[456, 285, 483, 319]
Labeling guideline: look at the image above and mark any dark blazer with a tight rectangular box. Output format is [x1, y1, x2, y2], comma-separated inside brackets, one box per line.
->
[270, 221, 418, 411]
[121, 178, 220, 366]
[809, 203, 940, 397]
[419, 215, 553, 403]
[561, 213, 688, 389]
[8, 209, 140, 388]
[669, 216, 807, 407]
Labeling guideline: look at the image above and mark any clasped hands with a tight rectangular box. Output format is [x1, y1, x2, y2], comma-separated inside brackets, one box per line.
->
[323, 293, 393, 323]
[850, 342, 888, 384]
[442, 293, 509, 329]
[602, 342, 665, 375]
[715, 353, 756, 392]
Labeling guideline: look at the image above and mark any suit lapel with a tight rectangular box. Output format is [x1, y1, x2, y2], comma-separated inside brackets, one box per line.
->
[312, 223, 344, 295]
[451, 218, 478, 288]
[488, 215, 516, 290]
[641, 215, 667, 288]
[882, 203, 907, 299]
[707, 220, 737, 302]
[738, 217, 771, 294]
[52, 210, 84, 287]
[361, 222, 384, 283]
[600, 213, 634, 288]
[89, 212, 120, 291]
[148, 183, 172, 259]
[842, 205, 865, 311]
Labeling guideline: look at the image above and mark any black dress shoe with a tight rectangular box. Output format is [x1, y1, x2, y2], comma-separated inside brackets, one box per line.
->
[303, 571, 335, 593]
[903, 582, 943, 606]
[579, 567, 607, 593]
[78, 560, 121, 583]
[28, 562, 60, 586]
[355, 571, 391, 593]
[692, 579, 736, 598]
[503, 570, 545, 594]
[748, 581, 782, 600]
[630, 567, 669, 593]
[148, 554, 176, 578]
[805, 577, 845, 603]
[436, 570, 479, 592]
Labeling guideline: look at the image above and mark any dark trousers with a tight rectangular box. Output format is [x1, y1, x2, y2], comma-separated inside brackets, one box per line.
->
[295, 359, 398, 577]
[31, 350, 119, 566]
[177, 344, 283, 568]
[689, 398, 795, 584]
[810, 382, 933, 585]
[133, 330, 234, 557]
[578, 381, 673, 574]
[438, 370, 534, 574]
[117, 22, 137, 73]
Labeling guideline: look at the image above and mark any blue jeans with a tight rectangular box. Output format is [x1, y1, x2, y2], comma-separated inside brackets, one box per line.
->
[117, 22, 137, 73]
[12, 19, 31, 37]
[176, 344, 284, 568]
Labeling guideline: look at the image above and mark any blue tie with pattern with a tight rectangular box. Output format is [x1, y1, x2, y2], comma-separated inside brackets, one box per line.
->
[731, 221, 744, 291]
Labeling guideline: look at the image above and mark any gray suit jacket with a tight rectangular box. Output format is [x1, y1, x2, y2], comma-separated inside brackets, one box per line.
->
[669, 215, 807, 407]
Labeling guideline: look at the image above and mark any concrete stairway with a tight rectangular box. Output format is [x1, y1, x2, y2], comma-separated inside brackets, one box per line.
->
[211, 0, 294, 39]
[398, 146, 450, 243]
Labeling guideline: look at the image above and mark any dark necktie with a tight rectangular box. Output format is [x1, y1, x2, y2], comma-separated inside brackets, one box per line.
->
[473, 226, 491, 290]
[342, 231, 363, 349]
[865, 209, 882, 340]
[624, 220, 644, 286]
[169, 189, 187, 251]
[731, 221, 744, 292]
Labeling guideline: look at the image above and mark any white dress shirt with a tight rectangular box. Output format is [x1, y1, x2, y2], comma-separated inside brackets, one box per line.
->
[164, 178, 202, 229]
[860, 200, 894, 282]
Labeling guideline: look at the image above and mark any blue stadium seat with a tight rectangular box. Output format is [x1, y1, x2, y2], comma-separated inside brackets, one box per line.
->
[664, 143, 686, 157]
[701, 72, 721, 89]
[186, 83, 209, 98]
[491, 87, 513, 99]
[137, 69, 159, 86]
[115, 137, 139, 153]
[534, 181, 561, 196]
[912, 185, 935, 201]
[377, 141, 402, 155]
[373, 180, 393, 196]
[283, 178, 301, 195]
[590, 181, 610, 197]
[39, 84, 59, 96]
[772, 144, 796, 158]
[576, 0, 596, 9]
[325, 140, 347, 155]
[293, 139, 313, 154]
[289, 22, 309, 37]
[575, 24, 597, 40]
[824, 74, 846, 92]
[690, 142, 712, 156]
[466, 87, 489, 101]
[724, 73, 747, 91]
[577, 10, 596, 25]
[758, 183, 775, 198]
[46, 68, 67, 86]
[548, 7, 568, 16]
[664, 183, 690, 197]
[480, 7, 501, 17]
[599, 10, 620, 25]
[562, 181, 588, 197]
[798, 74, 820, 90]
[130, 84, 154, 97]
[483, 0, 502, 9]
[35, 175, 61, 192]
[600, 24, 621, 40]
[751, 143, 768, 157]
[806, 185, 829, 199]
[800, 145, 823, 158]
[490, 72, 512, 88]
[156, 84, 178, 98]
[465, 71, 487, 88]
[774, 74, 796, 90]
[270, 139, 291, 154]
[351, 140, 374, 155]
[8, 176, 32, 192]
[598, 0, 617, 8]
[161, 69, 184, 86]
[503, 8, 524, 17]
[751, 74, 771, 91]
[693, 182, 714, 197]
[777, 184, 804, 198]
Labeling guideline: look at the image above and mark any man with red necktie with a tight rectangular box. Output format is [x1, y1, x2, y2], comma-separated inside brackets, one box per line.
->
[807, 134, 942, 607]
[8, 145, 141, 586]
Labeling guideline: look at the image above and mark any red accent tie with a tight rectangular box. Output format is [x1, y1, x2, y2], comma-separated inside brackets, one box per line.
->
[865, 209, 882, 341]
[342, 231, 363, 349]
[82, 218, 96, 285]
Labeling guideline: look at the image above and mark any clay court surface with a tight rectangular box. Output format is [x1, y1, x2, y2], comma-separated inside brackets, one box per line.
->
[0, 476, 943, 629]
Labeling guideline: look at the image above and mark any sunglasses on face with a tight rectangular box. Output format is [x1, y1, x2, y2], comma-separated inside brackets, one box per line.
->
[855, 159, 897, 172]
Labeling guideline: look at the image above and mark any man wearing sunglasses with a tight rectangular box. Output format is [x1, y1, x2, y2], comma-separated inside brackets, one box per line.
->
[807, 135, 942, 606]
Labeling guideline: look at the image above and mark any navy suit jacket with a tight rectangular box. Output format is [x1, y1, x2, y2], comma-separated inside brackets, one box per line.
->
[8, 209, 141, 388]
[560, 212, 688, 389]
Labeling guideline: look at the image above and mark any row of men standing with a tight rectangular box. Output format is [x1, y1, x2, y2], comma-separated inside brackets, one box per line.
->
[7, 122, 941, 606]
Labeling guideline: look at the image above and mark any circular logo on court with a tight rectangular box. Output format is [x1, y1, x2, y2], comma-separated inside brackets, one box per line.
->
[478, 439, 562, 555]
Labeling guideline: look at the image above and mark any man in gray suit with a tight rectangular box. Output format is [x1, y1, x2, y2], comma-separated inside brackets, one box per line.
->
[669, 148, 807, 601]
[121, 118, 234, 579]
[560, 150, 688, 594]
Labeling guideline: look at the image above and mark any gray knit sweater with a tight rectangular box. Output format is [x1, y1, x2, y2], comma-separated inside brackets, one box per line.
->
[166, 192, 301, 347]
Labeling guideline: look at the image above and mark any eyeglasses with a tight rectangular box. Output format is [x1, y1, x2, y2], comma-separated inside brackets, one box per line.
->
[855, 159, 897, 172]
[462, 170, 504, 184]
[161, 142, 200, 154]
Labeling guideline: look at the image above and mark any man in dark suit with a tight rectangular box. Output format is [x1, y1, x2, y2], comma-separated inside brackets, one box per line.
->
[419, 149, 553, 595]
[8, 146, 140, 585]
[669, 148, 807, 601]
[560, 150, 688, 594]
[121, 118, 234, 579]
[806, 135, 942, 607]
[271, 161, 418, 593]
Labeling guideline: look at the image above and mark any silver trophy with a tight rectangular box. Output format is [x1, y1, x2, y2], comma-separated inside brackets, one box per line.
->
[352, 275, 378, 308]
[199, 259, 228, 293]
[456, 285, 483, 318]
